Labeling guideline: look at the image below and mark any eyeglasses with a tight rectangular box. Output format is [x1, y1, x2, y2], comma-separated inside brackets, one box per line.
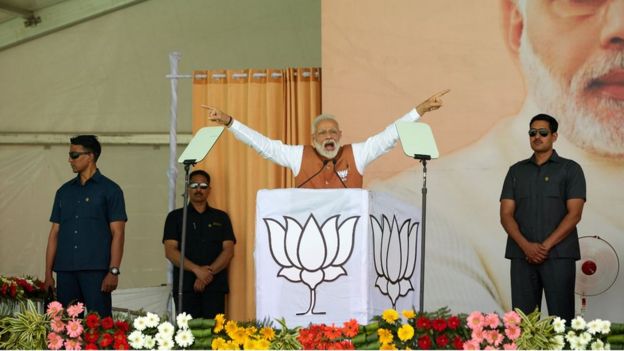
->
[550, 0, 609, 18]
[189, 182, 209, 190]
[69, 151, 91, 160]
[528, 128, 551, 137]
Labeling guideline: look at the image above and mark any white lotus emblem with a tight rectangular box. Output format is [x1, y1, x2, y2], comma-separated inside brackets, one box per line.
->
[263, 214, 359, 315]
[370, 215, 419, 307]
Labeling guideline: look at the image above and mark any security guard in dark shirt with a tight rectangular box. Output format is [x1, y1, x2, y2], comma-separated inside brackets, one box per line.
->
[500, 114, 586, 322]
[163, 169, 236, 318]
[45, 135, 127, 317]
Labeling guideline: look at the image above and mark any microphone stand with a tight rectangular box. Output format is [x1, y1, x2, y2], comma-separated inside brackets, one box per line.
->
[177, 159, 196, 316]
[414, 153, 431, 313]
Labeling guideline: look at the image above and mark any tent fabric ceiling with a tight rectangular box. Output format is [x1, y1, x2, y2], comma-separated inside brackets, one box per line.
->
[0, 0, 66, 24]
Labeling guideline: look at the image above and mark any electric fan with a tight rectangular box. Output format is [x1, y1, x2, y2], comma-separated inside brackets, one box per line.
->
[575, 235, 619, 316]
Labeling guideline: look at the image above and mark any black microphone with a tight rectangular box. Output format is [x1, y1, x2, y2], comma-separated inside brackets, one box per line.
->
[297, 159, 329, 188]
[331, 159, 347, 188]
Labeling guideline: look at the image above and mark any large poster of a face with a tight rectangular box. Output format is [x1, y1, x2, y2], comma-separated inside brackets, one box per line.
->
[323, 0, 623, 320]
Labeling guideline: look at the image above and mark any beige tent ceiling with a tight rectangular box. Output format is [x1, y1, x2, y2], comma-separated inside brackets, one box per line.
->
[0, 0, 145, 51]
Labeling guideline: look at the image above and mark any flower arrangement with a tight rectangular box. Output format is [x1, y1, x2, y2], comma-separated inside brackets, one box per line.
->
[46, 301, 130, 350]
[463, 310, 522, 350]
[372, 307, 469, 350]
[553, 315, 611, 350]
[127, 311, 194, 350]
[0, 275, 46, 302]
[209, 313, 277, 350]
[296, 319, 359, 350]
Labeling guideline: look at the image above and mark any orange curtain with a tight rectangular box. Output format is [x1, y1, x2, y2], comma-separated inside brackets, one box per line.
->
[191, 67, 321, 320]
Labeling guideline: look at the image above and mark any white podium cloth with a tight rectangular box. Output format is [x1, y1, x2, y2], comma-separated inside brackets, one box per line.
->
[255, 189, 422, 327]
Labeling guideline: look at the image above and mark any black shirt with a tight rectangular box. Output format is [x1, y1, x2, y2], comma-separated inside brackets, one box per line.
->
[163, 204, 236, 293]
[50, 170, 127, 271]
[500, 150, 586, 259]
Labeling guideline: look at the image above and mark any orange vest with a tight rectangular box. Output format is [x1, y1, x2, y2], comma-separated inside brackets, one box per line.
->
[294, 145, 363, 188]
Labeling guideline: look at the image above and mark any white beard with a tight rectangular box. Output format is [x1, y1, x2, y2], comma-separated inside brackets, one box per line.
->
[313, 140, 340, 159]
[519, 30, 624, 158]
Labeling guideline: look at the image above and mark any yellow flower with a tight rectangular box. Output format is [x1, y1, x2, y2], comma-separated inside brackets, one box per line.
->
[225, 320, 238, 335]
[382, 309, 400, 323]
[378, 328, 394, 345]
[243, 338, 257, 350]
[231, 326, 249, 345]
[245, 326, 257, 336]
[260, 326, 276, 341]
[214, 314, 226, 333]
[397, 324, 415, 341]
[211, 337, 226, 350]
[224, 340, 240, 350]
[256, 338, 271, 350]
[402, 309, 416, 319]
[380, 343, 397, 350]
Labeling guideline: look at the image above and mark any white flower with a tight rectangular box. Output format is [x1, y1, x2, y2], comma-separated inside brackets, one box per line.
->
[599, 320, 611, 335]
[591, 339, 606, 350]
[133, 316, 148, 331]
[176, 312, 193, 330]
[571, 316, 587, 331]
[579, 332, 592, 348]
[566, 330, 578, 343]
[128, 330, 145, 349]
[175, 329, 195, 348]
[158, 337, 174, 350]
[570, 337, 585, 351]
[552, 317, 566, 333]
[551, 335, 565, 350]
[144, 335, 156, 349]
[145, 312, 161, 328]
[587, 320, 601, 335]
[157, 321, 175, 337]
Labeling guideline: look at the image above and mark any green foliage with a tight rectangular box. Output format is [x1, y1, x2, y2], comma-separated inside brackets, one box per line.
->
[514, 308, 557, 350]
[270, 317, 302, 350]
[0, 300, 49, 350]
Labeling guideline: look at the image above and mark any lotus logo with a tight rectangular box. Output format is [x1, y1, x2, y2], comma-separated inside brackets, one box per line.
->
[370, 215, 420, 307]
[263, 214, 359, 315]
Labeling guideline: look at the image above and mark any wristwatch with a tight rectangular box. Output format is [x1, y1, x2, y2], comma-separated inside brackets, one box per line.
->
[109, 267, 120, 276]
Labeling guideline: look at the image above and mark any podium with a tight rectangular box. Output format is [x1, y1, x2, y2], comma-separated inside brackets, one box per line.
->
[255, 189, 422, 327]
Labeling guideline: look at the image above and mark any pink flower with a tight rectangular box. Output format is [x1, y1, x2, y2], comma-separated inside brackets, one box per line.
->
[484, 346, 497, 350]
[66, 319, 84, 338]
[50, 317, 66, 333]
[503, 311, 521, 327]
[46, 301, 64, 318]
[64, 338, 82, 350]
[463, 339, 480, 350]
[485, 313, 500, 329]
[503, 342, 518, 350]
[467, 311, 485, 330]
[471, 328, 485, 343]
[66, 302, 85, 318]
[505, 324, 521, 341]
[47, 332, 65, 350]
[484, 330, 499, 345]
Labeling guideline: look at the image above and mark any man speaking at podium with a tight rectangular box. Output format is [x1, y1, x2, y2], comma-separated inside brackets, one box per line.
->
[202, 89, 448, 188]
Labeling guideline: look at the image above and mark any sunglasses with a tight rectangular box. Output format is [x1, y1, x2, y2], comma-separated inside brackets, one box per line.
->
[189, 182, 209, 190]
[69, 151, 91, 159]
[528, 128, 550, 137]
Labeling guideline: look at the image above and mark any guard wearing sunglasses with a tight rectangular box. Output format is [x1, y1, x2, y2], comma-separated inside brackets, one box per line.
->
[163, 169, 236, 318]
[44, 135, 127, 317]
[500, 114, 586, 322]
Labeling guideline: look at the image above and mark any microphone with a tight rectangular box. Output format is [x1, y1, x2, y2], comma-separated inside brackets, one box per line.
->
[331, 159, 347, 188]
[297, 159, 329, 188]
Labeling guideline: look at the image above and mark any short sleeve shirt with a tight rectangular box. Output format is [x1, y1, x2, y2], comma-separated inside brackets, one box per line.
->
[163, 205, 236, 293]
[500, 150, 585, 259]
[50, 170, 127, 271]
